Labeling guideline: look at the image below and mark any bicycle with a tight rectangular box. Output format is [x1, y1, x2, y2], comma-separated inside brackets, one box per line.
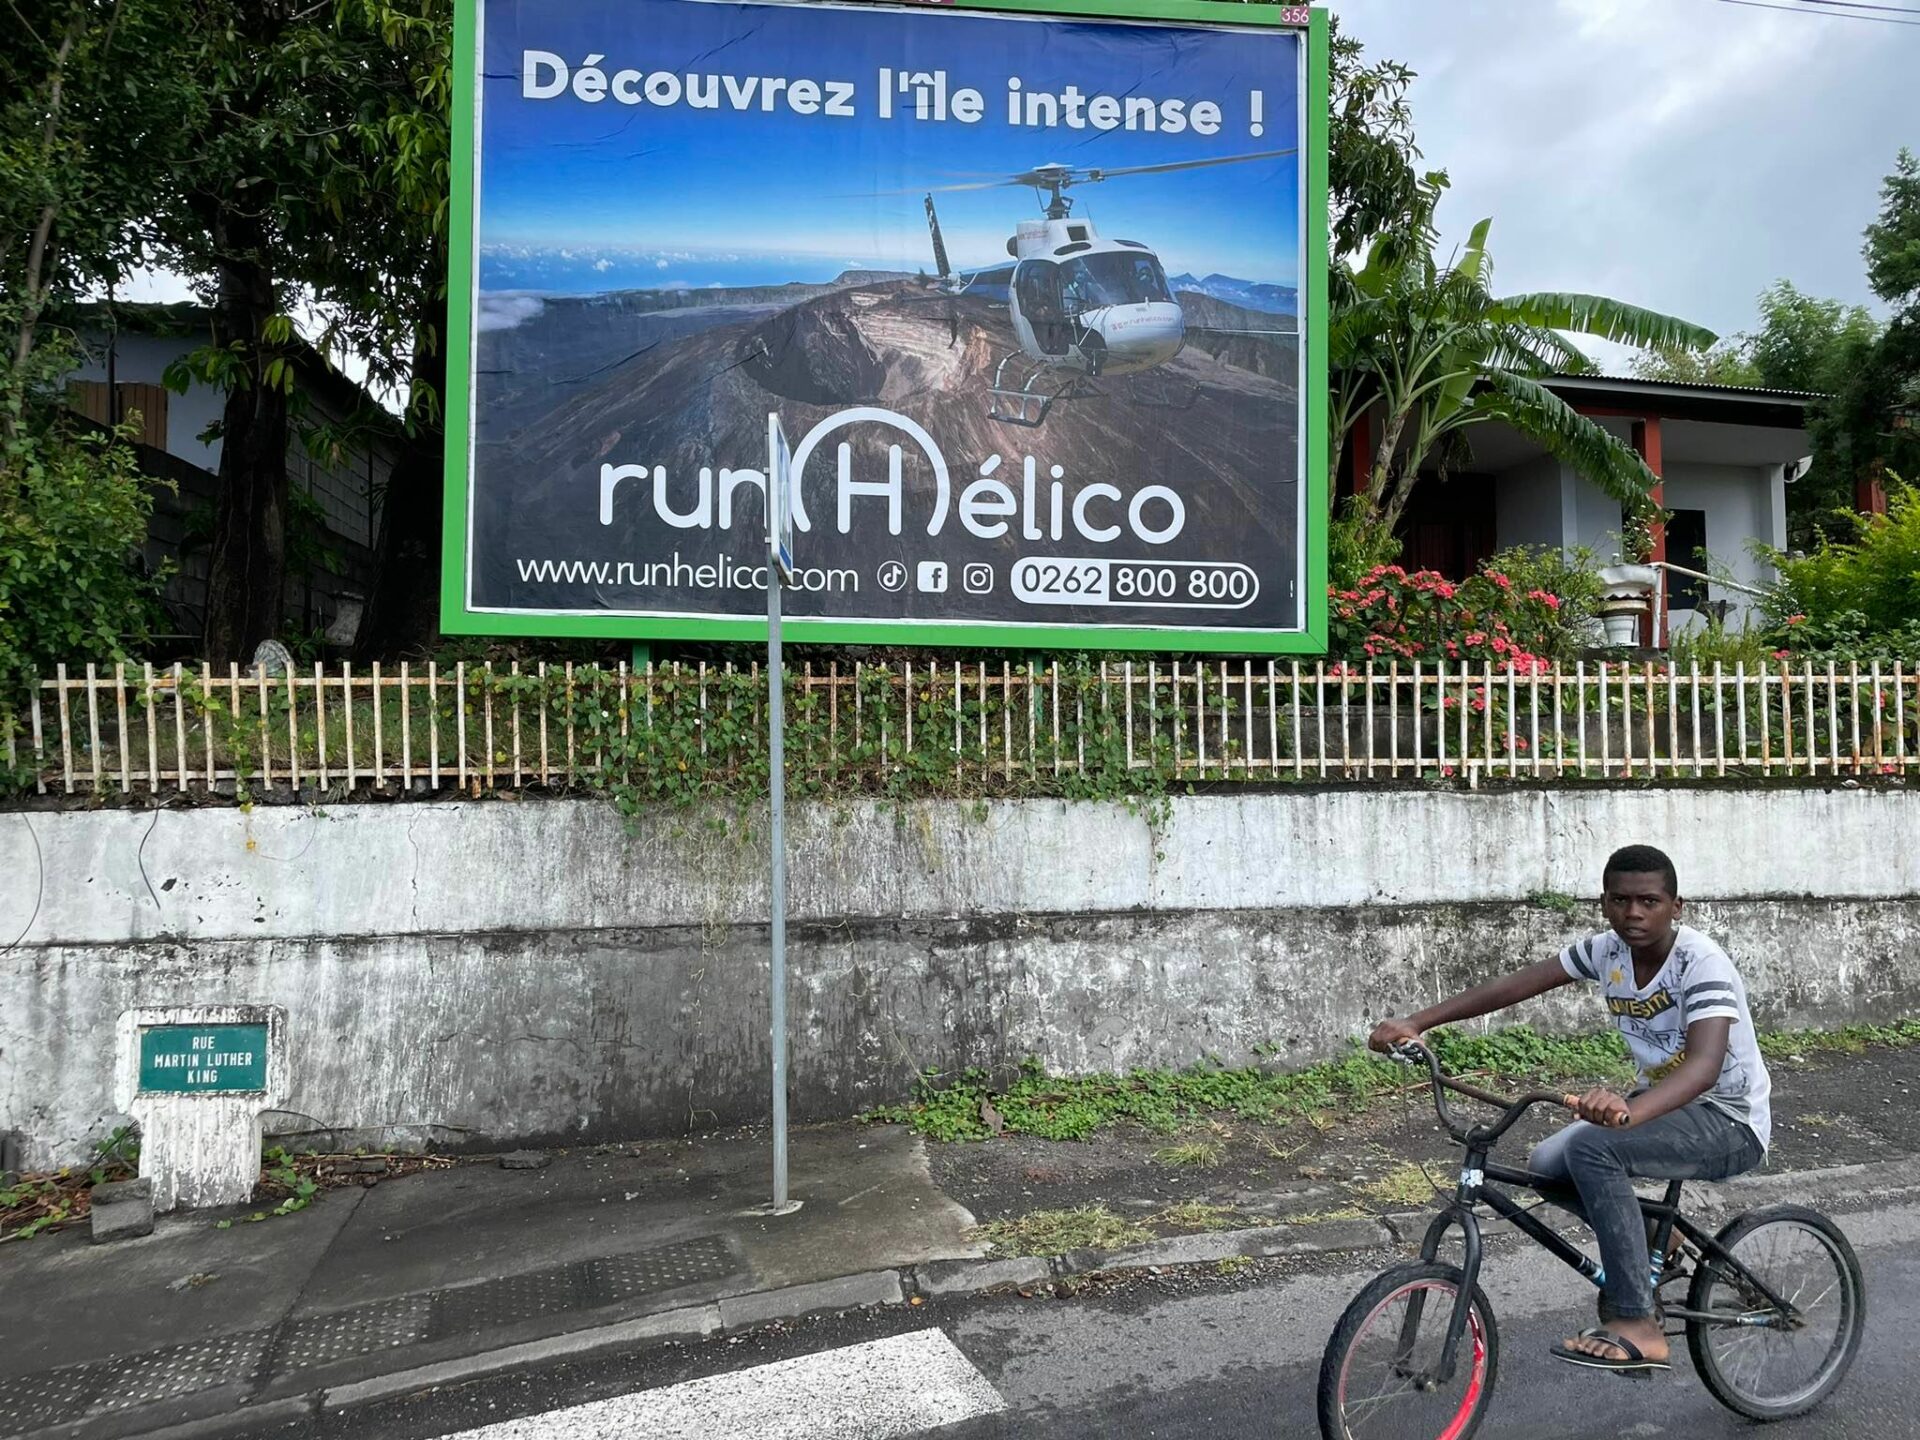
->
[1317, 1042, 1865, 1439]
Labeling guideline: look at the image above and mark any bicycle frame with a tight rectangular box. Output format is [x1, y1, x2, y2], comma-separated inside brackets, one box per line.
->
[1385, 1046, 1806, 1387]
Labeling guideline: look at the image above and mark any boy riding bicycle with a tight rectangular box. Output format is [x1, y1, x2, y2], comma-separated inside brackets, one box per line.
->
[1369, 844, 1772, 1376]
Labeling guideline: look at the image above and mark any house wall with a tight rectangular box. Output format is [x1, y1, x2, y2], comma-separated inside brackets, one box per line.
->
[71, 334, 227, 471]
[1568, 477, 1627, 565]
[1492, 454, 1566, 554]
[1661, 462, 1778, 630]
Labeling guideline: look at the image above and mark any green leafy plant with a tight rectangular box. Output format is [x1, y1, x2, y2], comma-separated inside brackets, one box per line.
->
[1763, 479, 1920, 658]
[1331, 211, 1711, 551]
[0, 414, 166, 714]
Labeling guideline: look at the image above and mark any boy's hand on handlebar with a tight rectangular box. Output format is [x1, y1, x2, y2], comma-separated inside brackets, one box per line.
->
[1571, 1088, 1632, 1128]
[1369, 1019, 1423, 1054]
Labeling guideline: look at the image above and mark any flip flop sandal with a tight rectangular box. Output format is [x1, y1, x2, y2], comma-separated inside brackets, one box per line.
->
[1550, 1327, 1673, 1376]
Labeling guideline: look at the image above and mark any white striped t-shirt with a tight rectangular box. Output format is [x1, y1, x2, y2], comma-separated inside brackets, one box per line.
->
[1559, 925, 1772, 1150]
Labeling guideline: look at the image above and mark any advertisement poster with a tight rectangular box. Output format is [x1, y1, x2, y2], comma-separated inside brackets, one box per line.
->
[447, 0, 1327, 650]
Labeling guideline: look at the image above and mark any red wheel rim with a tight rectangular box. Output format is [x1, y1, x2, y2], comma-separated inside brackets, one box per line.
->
[1337, 1280, 1489, 1440]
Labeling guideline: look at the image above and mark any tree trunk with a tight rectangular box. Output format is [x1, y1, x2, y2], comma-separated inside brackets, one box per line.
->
[355, 337, 447, 657]
[4, 17, 82, 441]
[200, 222, 291, 665]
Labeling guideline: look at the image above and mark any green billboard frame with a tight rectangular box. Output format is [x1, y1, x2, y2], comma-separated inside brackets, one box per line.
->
[442, 0, 1330, 654]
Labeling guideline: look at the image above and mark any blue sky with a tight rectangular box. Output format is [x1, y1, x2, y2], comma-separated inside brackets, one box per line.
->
[478, 0, 1302, 293]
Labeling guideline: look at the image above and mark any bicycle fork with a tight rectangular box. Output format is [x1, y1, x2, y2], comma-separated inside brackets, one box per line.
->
[1400, 1152, 1492, 1389]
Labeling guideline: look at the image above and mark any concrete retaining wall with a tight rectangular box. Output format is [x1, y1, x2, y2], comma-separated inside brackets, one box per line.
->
[4, 790, 1918, 1167]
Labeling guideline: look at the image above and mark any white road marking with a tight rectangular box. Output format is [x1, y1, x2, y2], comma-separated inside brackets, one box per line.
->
[433, 1328, 1005, 1439]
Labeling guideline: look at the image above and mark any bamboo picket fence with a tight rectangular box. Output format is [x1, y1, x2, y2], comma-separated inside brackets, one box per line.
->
[7, 657, 1917, 800]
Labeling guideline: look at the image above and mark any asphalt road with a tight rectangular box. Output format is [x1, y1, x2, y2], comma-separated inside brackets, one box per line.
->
[247, 1196, 1920, 1440]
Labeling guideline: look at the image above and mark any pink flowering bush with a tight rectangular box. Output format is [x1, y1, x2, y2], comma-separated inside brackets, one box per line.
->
[1327, 564, 1566, 673]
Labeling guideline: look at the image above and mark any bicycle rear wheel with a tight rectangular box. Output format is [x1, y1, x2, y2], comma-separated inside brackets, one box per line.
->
[1685, 1203, 1864, 1421]
[1317, 1261, 1498, 1440]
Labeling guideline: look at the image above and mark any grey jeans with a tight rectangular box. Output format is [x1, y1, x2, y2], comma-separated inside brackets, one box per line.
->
[1528, 1101, 1764, 1321]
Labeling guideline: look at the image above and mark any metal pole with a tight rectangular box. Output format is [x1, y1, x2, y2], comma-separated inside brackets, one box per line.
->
[767, 552, 789, 1210]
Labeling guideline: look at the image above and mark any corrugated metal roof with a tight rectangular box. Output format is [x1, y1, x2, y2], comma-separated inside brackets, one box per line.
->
[1547, 373, 1825, 404]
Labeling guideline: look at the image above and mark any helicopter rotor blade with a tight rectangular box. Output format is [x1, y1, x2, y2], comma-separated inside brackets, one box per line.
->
[1078, 148, 1297, 183]
[849, 148, 1297, 198]
[849, 179, 1025, 197]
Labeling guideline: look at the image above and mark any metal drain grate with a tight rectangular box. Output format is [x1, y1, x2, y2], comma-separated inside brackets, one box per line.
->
[436, 1265, 582, 1333]
[0, 1234, 745, 1434]
[589, 1235, 736, 1301]
[0, 1363, 107, 1437]
[0, 1331, 269, 1435]
[88, 1332, 270, 1415]
[275, 1294, 434, 1371]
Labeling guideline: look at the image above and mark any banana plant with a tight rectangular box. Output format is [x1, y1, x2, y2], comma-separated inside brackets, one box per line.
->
[1331, 215, 1718, 542]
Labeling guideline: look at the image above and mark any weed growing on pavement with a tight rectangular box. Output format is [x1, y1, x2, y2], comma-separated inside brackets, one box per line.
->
[972, 1200, 1256, 1257]
[1359, 1161, 1441, 1210]
[1155, 1201, 1247, 1232]
[0, 1127, 140, 1241]
[1154, 1139, 1224, 1169]
[972, 1205, 1153, 1256]
[1286, 1206, 1368, 1225]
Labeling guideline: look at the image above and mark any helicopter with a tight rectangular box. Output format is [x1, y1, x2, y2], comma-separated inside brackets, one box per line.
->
[905, 149, 1296, 426]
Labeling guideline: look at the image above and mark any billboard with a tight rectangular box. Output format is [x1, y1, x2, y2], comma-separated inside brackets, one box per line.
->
[444, 0, 1328, 652]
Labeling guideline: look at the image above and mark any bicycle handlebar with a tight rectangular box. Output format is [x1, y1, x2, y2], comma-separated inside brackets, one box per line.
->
[1387, 1040, 1587, 1146]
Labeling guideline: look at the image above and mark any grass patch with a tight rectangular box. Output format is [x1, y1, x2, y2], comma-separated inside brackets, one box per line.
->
[1359, 1161, 1440, 1210]
[1425, 1027, 1634, 1086]
[1758, 1020, 1920, 1062]
[865, 1028, 1634, 1145]
[867, 1019, 1915, 1148]
[972, 1205, 1152, 1257]
[1155, 1201, 1246, 1232]
[1154, 1139, 1224, 1169]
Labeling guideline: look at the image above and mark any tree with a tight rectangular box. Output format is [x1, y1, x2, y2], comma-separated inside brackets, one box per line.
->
[1632, 281, 1875, 395]
[147, 0, 450, 662]
[1332, 213, 1715, 542]
[1, 0, 197, 428]
[1798, 152, 1920, 540]
[326, 0, 453, 656]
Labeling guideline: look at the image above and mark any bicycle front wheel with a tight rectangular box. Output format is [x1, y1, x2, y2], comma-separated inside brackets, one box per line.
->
[1317, 1261, 1499, 1440]
[1686, 1203, 1865, 1421]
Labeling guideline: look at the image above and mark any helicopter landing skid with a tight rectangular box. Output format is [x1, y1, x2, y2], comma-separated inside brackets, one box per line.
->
[987, 356, 1084, 428]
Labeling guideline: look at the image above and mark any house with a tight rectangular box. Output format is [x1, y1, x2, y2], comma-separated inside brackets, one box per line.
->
[64, 303, 401, 648]
[1351, 375, 1818, 644]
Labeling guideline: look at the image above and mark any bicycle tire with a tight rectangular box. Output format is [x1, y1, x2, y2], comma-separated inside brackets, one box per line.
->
[1685, 1203, 1865, 1422]
[1317, 1260, 1499, 1440]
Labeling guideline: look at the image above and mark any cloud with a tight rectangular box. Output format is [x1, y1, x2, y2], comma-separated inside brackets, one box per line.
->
[594, 258, 613, 273]
[477, 293, 545, 333]
[656, 259, 670, 270]
[1327, 0, 1906, 364]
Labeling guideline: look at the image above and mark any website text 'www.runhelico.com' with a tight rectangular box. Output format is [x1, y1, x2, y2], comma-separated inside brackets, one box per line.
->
[514, 553, 861, 594]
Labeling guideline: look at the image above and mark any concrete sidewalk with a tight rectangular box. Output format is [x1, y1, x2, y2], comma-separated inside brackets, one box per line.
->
[0, 1125, 984, 1440]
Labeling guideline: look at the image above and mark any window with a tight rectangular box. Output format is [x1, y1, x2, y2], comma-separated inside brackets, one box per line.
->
[1666, 509, 1708, 610]
[1055, 252, 1173, 313]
